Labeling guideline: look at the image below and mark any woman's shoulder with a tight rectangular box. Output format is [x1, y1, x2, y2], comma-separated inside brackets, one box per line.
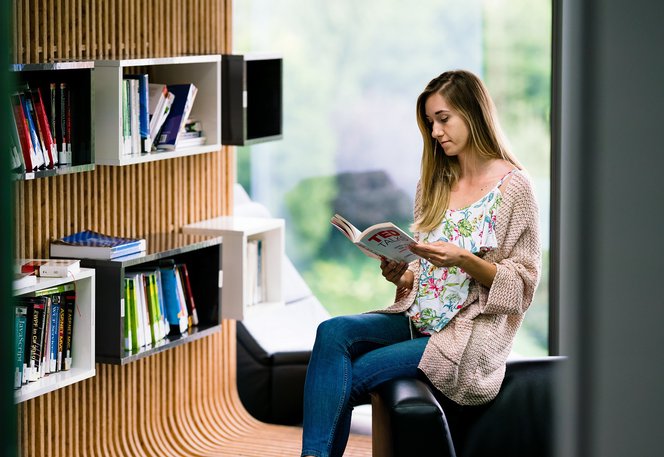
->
[500, 169, 539, 213]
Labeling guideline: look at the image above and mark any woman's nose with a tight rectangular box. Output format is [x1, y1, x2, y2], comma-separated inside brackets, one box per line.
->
[431, 124, 444, 139]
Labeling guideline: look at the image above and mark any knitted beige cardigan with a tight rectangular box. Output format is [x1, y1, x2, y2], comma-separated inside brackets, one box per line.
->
[375, 170, 541, 405]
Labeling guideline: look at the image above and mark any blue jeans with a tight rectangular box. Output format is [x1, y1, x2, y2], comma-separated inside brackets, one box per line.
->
[301, 313, 429, 457]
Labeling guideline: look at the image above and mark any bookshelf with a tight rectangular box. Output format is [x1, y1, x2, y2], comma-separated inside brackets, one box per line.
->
[9, 61, 95, 180]
[13, 268, 96, 403]
[222, 53, 283, 145]
[77, 233, 222, 365]
[182, 216, 284, 320]
[93, 55, 221, 166]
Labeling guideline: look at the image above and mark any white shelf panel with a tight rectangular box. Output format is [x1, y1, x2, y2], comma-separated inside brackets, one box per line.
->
[94, 54, 221, 166]
[15, 367, 96, 403]
[182, 216, 284, 320]
[13, 268, 96, 403]
[183, 215, 284, 237]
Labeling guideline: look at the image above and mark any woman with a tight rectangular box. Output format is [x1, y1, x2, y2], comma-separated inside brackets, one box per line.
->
[301, 70, 541, 457]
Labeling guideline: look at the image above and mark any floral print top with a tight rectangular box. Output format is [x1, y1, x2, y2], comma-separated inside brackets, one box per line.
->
[407, 170, 514, 335]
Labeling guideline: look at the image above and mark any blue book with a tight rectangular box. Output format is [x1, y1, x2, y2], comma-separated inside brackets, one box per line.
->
[157, 83, 198, 150]
[49, 297, 61, 372]
[159, 261, 188, 334]
[50, 230, 147, 260]
[125, 74, 151, 152]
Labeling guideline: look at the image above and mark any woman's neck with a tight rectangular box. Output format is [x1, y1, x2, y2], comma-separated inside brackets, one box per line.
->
[456, 150, 496, 181]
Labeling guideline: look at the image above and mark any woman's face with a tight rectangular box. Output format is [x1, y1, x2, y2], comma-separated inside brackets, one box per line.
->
[424, 93, 470, 157]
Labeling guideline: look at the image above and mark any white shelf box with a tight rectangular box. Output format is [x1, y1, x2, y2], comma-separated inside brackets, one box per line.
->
[94, 55, 221, 166]
[13, 268, 96, 403]
[182, 216, 284, 320]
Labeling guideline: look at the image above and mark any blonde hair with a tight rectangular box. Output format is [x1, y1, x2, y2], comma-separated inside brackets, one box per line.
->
[411, 70, 522, 233]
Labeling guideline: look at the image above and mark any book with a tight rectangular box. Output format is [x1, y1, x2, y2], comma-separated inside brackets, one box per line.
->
[159, 259, 189, 334]
[125, 74, 151, 153]
[14, 305, 28, 388]
[49, 82, 59, 165]
[62, 290, 76, 370]
[18, 258, 81, 278]
[176, 263, 199, 326]
[122, 79, 132, 155]
[11, 91, 39, 170]
[30, 87, 57, 168]
[330, 213, 420, 263]
[59, 82, 72, 164]
[50, 230, 147, 260]
[38, 259, 81, 277]
[148, 83, 175, 148]
[157, 83, 198, 150]
[126, 78, 141, 154]
[20, 90, 47, 169]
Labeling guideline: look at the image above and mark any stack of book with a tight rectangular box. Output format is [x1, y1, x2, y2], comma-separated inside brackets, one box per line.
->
[50, 230, 147, 260]
[123, 261, 199, 352]
[122, 75, 203, 155]
[8, 81, 73, 173]
[14, 284, 77, 389]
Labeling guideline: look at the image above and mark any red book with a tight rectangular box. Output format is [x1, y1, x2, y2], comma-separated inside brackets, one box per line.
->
[31, 87, 57, 168]
[10, 92, 36, 170]
[177, 263, 199, 326]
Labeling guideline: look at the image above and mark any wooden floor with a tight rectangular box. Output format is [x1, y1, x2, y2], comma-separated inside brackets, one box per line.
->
[17, 320, 372, 456]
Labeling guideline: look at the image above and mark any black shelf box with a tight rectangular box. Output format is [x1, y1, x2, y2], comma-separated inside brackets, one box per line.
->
[222, 54, 283, 146]
[77, 233, 223, 365]
[10, 61, 95, 179]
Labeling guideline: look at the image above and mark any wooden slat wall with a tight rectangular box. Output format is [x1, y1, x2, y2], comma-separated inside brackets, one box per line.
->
[11, 0, 372, 455]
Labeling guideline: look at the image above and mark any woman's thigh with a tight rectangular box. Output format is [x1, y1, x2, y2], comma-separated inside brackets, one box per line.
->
[350, 335, 429, 404]
[314, 312, 412, 358]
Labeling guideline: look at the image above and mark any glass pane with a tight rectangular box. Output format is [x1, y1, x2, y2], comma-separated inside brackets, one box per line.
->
[233, 0, 551, 356]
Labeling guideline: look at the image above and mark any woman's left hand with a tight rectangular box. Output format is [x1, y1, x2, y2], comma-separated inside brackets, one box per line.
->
[409, 241, 468, 268]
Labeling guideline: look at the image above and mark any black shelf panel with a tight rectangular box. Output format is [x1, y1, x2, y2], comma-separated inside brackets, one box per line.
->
[97, 324, 221, 365]
[222, 53, 283, 146]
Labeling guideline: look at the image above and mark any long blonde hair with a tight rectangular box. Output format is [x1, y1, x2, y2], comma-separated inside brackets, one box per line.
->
[411, 70, 522, 233]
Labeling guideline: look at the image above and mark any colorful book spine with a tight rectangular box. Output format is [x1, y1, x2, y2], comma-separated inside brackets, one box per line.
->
[59, 82, 72, 164]
[50, 82, 59, 165]
[14, 305, 28, 388]
[32, 87, 57, 168]
[21, 93, 46, 169]
[49, 296, 61, 373]
[62, 291, 76, 370]
[11, 92, 36, 170]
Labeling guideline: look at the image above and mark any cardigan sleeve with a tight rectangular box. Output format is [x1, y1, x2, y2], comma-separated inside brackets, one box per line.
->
[480, 173, 542, 315]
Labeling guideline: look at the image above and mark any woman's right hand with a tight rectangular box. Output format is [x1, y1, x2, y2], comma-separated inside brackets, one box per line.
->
[380, 258, 413, 289]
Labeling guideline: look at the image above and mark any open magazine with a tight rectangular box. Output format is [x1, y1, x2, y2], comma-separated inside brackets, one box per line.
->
[330, 213, 420, 263]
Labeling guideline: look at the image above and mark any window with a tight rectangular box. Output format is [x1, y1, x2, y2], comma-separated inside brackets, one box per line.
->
[233, 0, 551, 356]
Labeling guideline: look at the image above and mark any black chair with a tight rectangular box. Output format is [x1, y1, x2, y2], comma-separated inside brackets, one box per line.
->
[371, 356, 565, 457]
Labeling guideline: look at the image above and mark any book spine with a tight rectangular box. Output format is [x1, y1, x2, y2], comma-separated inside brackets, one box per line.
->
[14, 306, 28, 389]
[49, 297, 61, 373]
[27, 301, 46, 382]
[32, 87, 57, 168]
[21, 93, 46, 169]
[123, 278, 132, 351]
[62, 291, 76, 370]
[49, 82, 59, 165]
[178, 264, 199, 326]
[11, 92, 36, 170]
[59, 82, 71, 164]
[57, 301, 65, 370]
[8, 99, 25, 172]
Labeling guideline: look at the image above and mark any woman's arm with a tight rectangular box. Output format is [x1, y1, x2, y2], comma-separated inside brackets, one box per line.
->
[409, 241, 497, 288]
